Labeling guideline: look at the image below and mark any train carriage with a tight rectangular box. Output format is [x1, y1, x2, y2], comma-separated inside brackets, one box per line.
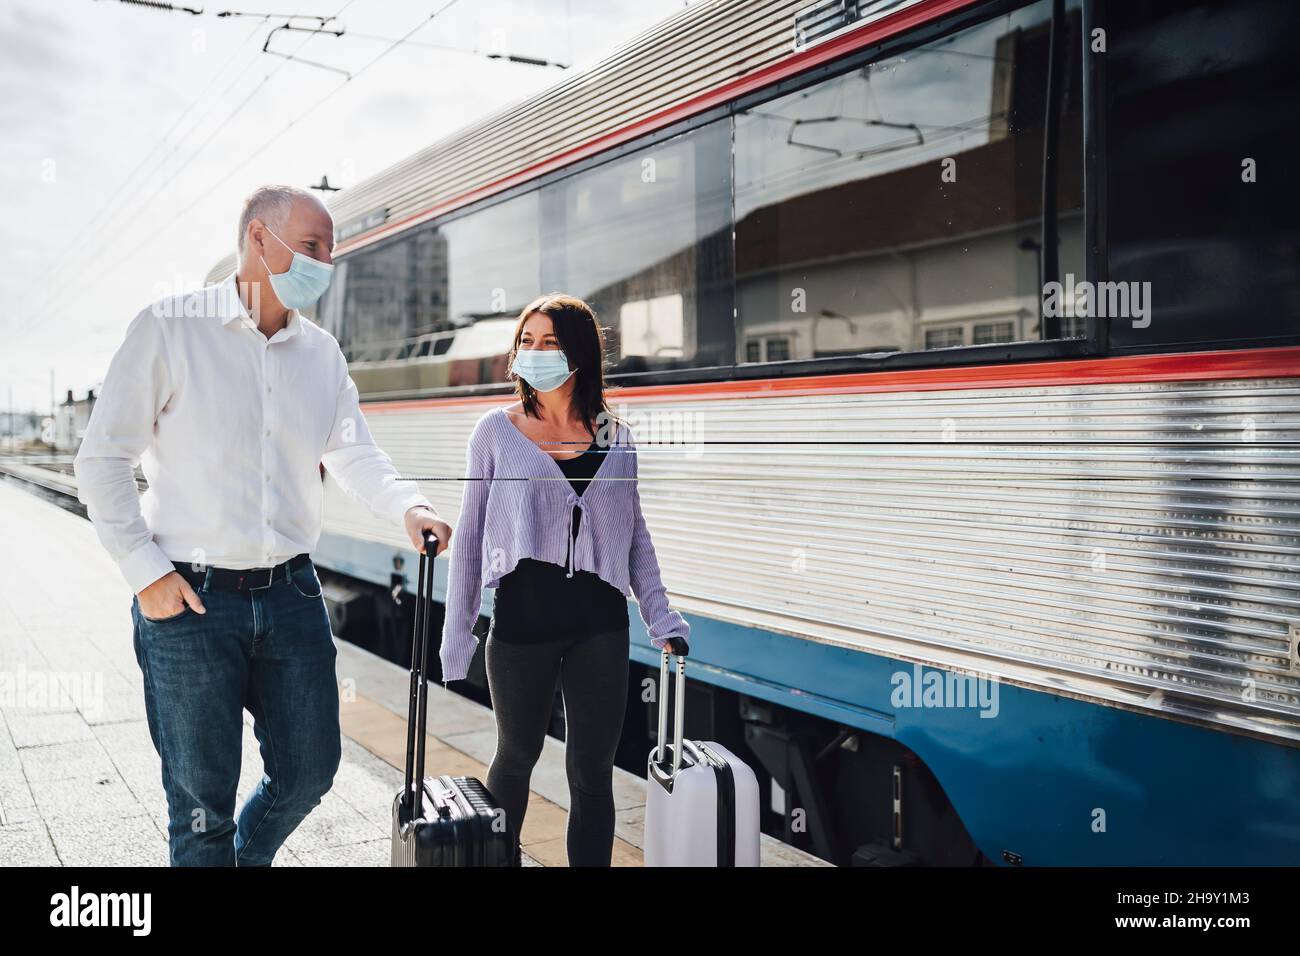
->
[207, 0, 1300, 865]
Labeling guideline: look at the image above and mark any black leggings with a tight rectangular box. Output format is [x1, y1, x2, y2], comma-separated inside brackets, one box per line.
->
[484, 626, 630, 866]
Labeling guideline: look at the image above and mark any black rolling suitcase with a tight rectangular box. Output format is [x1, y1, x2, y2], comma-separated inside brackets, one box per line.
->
[390, 533, 520, 866]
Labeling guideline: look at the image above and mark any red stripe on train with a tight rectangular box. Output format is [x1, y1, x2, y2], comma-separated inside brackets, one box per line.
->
[360, 346, 1300, 414]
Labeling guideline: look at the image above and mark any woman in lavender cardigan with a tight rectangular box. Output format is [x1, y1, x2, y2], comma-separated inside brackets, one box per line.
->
[439, 293, 690, 866]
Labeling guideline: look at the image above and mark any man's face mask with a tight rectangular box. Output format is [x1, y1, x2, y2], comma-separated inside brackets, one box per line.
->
[260, 225, 334, 310]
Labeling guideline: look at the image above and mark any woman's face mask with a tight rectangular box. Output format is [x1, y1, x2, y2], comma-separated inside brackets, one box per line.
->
[510, 347, 575, 392]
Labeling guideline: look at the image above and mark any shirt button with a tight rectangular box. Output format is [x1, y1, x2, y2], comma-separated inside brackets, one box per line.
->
[265, 428, 271, 437]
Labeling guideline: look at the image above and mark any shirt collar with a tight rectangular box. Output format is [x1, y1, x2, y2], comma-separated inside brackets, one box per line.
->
[216, 271, 304, 342]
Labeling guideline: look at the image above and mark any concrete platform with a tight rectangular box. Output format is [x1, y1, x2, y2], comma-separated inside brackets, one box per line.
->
[0, 477, 829, 867]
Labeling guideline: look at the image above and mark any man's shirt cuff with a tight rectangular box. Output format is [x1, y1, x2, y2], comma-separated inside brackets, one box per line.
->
[391, 493, 438, 526]
[118, 540, 177, 594]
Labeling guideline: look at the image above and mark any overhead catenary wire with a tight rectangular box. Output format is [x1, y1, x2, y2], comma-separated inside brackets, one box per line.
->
[171, 0, 468, 219]
[36, 3, 356, 331]
[216, 8, 334, 19]
[63, 0, 557, 292]
[94, 0, 205, 14]
[51, 0, 361, 286]
[262, 20, 350, 75]
[54, 0, 465, 310]
[343, 30, 569, 68]
[38, 0, 376, 325]
[41, 13, 269, 285]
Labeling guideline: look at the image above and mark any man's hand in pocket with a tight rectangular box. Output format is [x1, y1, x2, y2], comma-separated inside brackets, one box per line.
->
[138, 571, 207, 620]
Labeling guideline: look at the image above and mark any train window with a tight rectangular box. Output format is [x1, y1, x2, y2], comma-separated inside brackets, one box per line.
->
[330, 226, 448, 363]
[539, 120, 734, 374]
[733, 0, 1084, 363]
[1106, 0, 1300, 351]
[439, 191, 542, 334]
[330, 192, 542, 381]
[314, 258, 347, 341]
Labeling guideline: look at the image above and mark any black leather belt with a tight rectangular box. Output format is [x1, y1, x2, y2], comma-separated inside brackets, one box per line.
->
[173, 553, 312, 592]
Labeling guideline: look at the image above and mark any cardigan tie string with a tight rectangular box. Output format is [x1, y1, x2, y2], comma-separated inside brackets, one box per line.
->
[564, 492, 590, 578]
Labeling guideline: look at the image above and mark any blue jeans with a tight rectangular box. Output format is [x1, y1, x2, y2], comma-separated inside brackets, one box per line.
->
[130, 558, 341, 866]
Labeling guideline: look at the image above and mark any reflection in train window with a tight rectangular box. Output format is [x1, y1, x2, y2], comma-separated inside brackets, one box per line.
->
[925, 327, 965, 350]
[328, 193, 542, 389]
[973, 320, 1016, 345]
[329, 227, 447, 364]
[733, 0, 1084, 362]
[540, 120, 734, 375]
[619, 293, 685, 359]
[440, 192, 542, 333]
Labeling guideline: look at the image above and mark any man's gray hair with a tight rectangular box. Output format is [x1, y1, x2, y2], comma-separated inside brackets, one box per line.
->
[237, 184, 320, 255]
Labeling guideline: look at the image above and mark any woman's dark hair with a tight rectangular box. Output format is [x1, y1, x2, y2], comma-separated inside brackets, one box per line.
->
[508, 293, 625, 440]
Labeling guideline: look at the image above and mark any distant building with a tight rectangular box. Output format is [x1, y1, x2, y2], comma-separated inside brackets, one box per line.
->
[55, 388, 97, 452]
[1, 410, 43, 449]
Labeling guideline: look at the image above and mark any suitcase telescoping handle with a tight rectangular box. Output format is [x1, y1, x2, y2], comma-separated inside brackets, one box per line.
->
[653, 645, 688, 779]
[402, 531, 439, 818]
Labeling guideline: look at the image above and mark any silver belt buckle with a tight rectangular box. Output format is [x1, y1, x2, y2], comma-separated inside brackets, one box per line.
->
[242, 566, 276, 590]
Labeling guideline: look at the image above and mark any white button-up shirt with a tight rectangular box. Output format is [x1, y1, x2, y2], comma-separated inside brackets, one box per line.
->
[74, 271, 435, 593]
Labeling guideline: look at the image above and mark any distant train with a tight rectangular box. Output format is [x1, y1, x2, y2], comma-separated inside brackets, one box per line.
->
[206, 0, 1300, 865]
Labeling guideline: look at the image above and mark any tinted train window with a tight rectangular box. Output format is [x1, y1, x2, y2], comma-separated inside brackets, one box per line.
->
[734, 0, 1084, 361]
[1106, 0, 1300, 351]
[540, 120, 734, 375]
[328, 193, 541, 377]
[335, 124, 734, 382]
[328, 227, 447, 362]
[440, 191, 542, 335]
[431, 192, 544, 385]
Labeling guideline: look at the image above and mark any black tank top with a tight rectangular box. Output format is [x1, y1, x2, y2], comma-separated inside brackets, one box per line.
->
[488, 438, 630, 643]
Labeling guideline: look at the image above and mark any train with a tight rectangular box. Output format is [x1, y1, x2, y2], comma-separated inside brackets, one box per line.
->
[205, 0, 1300, 865]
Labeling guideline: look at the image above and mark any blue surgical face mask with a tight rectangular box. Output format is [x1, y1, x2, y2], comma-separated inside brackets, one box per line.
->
[510, 347, 575, 392]
[260, 225, 334, 310]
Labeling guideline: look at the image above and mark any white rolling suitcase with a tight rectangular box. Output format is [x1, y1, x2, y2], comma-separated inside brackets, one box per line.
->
[644, 648, 761, 866]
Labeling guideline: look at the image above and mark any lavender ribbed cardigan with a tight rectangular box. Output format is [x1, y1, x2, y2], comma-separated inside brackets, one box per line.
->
[439, 405, 690, 682]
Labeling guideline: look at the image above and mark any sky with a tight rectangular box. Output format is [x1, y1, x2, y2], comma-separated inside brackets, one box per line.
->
[0, 0, 695, 413]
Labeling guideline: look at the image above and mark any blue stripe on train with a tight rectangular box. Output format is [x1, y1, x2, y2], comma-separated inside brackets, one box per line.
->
[316, 532, 1300, 866]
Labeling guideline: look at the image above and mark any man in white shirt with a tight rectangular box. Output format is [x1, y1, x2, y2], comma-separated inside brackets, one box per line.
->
[74, 184, 452, 866]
